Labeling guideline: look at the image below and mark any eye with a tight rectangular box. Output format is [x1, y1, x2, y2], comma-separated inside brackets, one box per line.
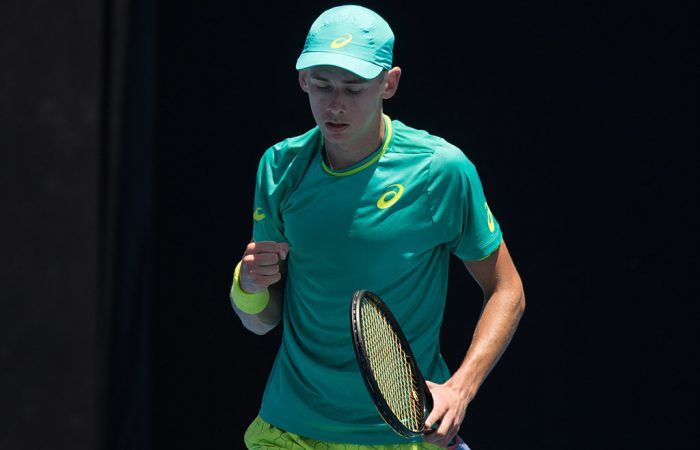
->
[345, 88, 362, 96]
[313, 83, 331, 91]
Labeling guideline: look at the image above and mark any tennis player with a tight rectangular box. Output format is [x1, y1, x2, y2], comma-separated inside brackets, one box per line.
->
[231, 5, 525, 449]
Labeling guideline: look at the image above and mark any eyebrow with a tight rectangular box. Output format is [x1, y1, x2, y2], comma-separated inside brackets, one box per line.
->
[310, 75, 367, 85]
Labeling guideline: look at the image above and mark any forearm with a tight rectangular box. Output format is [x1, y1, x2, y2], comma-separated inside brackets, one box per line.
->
[232, 241, 289, 335]
[233, 283, 284, 335]
[447, 286, 525, 402]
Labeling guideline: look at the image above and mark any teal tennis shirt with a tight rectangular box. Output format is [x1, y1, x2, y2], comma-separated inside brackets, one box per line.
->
[250, 115, 502, 445]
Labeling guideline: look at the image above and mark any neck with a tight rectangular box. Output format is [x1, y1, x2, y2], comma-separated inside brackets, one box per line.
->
[324, 114, 386, 170]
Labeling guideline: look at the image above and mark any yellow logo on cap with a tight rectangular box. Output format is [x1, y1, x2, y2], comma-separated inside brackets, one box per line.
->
[377, 184, 404, 209]
[331, 33, 353, 49]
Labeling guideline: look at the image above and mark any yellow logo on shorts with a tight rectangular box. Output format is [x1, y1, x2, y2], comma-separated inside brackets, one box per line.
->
[377, 184, 404, 209]
[253, 207, 266, 222]
[331, 33, 353, 49]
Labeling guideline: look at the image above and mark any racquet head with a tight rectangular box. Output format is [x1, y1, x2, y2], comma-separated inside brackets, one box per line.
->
[350, 289, 433, 438]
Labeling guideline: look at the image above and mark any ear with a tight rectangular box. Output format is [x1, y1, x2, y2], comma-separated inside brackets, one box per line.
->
[298, 70, 309, 93]
[381, 67, 402, 100]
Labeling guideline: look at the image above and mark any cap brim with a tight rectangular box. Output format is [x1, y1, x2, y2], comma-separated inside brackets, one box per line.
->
[296, 52, 384, 79]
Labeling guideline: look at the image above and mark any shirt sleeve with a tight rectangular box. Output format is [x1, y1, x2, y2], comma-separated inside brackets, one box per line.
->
[249, 127, 320, 244]
[427, 140, 502, 261]
[251, 146, 289, 244]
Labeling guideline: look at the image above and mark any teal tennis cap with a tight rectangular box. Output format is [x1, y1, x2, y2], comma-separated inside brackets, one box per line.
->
[295, 5, 394, 79]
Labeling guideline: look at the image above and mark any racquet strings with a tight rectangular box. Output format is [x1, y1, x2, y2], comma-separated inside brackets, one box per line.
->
[360, 298, 424, 434]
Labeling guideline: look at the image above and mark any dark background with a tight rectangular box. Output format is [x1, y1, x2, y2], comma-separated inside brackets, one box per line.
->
[1, 1, 697, 449]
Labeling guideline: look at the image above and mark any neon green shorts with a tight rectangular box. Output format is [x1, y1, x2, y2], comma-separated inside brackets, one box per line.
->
[243, 415, 448, 449]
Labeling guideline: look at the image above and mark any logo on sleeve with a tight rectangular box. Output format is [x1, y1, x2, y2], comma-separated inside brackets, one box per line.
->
[485, 202, 495, 232]
[330, 33, 353, 49]
[253, 207, 266, 222]
[376, 184, 405, 210]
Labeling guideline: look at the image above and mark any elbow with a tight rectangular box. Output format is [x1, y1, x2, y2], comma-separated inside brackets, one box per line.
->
[515, 289, 526, 319]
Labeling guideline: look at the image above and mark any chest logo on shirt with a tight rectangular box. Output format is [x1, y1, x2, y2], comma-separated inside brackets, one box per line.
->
[376, 184, 405, 209]
[485, 202, 495, 232]
[253, 207, 266, 222]
[330, 33, 353, 49]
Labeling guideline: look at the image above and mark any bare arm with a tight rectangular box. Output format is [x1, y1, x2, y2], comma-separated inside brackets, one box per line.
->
[423, 239, 525, 447]
[231, 241, 289, 335]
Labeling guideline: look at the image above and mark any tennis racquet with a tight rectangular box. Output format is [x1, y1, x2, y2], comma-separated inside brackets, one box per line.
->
[350, 289, 433, 438]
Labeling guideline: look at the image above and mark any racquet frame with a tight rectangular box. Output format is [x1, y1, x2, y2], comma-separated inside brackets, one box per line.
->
[350, 289, 433, 438]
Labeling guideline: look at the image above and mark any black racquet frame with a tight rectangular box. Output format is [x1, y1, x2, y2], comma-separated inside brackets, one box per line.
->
[350, 289, 433, 438]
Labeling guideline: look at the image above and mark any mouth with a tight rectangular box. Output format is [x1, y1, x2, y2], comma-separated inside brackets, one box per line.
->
[325, 121, 349, 132]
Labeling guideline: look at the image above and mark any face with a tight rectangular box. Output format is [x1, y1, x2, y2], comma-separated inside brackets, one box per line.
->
[299, 65, 400, 152]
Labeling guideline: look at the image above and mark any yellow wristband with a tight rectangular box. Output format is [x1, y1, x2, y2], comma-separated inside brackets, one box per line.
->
[231, 261, 270, 314]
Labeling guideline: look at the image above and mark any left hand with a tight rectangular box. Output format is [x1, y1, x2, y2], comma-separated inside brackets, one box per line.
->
[422, 380, 470, 448]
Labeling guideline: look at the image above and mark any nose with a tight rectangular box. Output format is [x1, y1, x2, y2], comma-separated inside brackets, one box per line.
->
[327, 90, 345, 115]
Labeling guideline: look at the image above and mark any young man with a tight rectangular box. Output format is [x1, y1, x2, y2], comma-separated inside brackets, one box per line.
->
[231, 5, 525, 449]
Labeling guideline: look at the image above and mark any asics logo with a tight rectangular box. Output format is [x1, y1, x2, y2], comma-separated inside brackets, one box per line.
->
[485, 202, 495, 232]
[331, 33, 353, 49]
[253, 207, 266, 222]
[376, 184, 404, 209]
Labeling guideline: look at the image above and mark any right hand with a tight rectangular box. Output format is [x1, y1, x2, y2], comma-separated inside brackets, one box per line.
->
[239, 241, 289, 294]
